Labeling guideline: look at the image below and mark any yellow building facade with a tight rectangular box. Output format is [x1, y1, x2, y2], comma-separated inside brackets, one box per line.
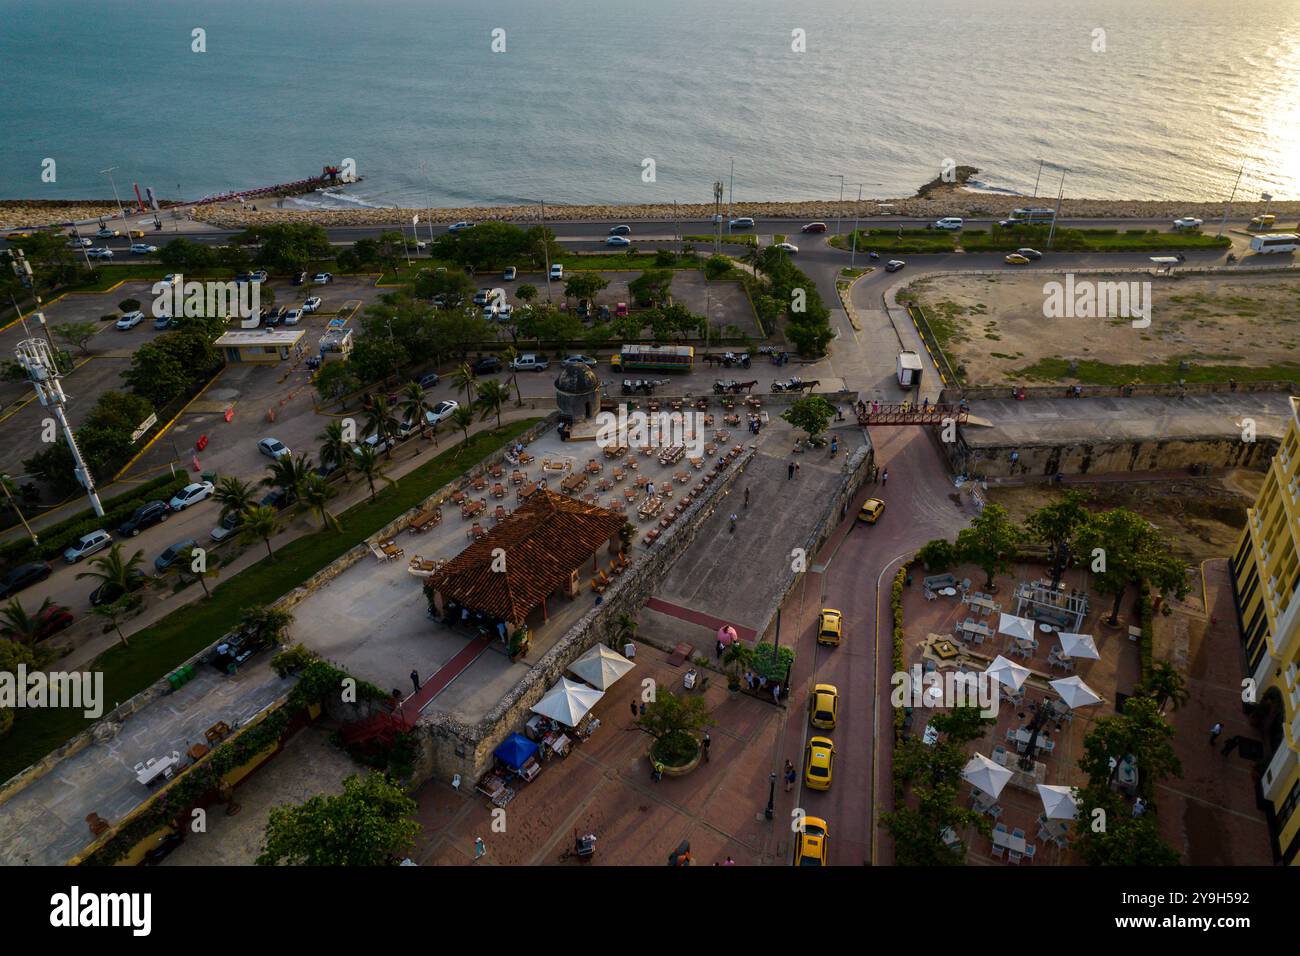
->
[1230, 396, 1300, 865]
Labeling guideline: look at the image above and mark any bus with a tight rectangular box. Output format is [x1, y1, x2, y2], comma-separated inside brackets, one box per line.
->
[1249, 233, 1298, 254]
[610, 344, 695, 372]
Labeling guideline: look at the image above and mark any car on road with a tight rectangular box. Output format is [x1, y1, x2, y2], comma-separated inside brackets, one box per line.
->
[773, 242, 799, 253]
[64, 530, 113, 564]
[259, 488, 287, 510]
[605, 235, 631, 247]
[210, 511, 242, 542]
[417, 371, 440, 389]
[931, 217, 964, 230]
[129, 243, 159, 254]
[168, 480, 215, 511]
[0, 561, 52, 599]
[282, 308, 303, 326]
[313, 272, 333, 284]
[1173, 217, 1204, 231]
[550, 263, 564, 281]
[117, 500, 171, 537]
[262, 306, 285, 327]
[33, 603, 75, 640]
[258, 437, 291, 459]
[248, 269, 269, 283]
[95, 227, 120, 238]
[1004, 253, 1031, 265]
[87, 247, 114, 259]
[7, 230, 34, 240]
[563, 354, 598, 367]
[729, 217, 755, 228]
[472, 288, 495, 306]
[154, 538, 198, 573]
[816, 608, 843, 646]
[793, 817, 828, 867]
[809, 683, 839, 730]
[161, 273, 180, 286]
[472, 356, 503, 375]
[424, 399, 459, 426]
[153, 314, 177, 330]
[884, 259, 906, 273]
[90, 570, 146, 607]
[448, 221, 475, 233]
[302, 296, 322, 313]
[615, 302, 629, 317]
[66, 236, 93, 248]
[609, 224, 632, 236]
[803, 736, 835, 791]
[801, 222, 828, 233]
[502, 266, 517, 280]
[1250, 214, 1276, 229]
[858, 497, 885, 524]
[292, 271, 308, 285]
[1016, 247, 1043, 260]
[510, 353, 550, 372]
[116, 311, 145, 330]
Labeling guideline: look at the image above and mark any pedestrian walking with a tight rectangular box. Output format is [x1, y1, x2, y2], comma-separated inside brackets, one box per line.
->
[715, 639, 725, 660]
[771, 682, 781, 703]
[1209, 722, 1223, 745]
[830, 436, 838, 457]
[652, 759, 664, 782]
[631, 699, 639, 718]
[788, 462, 795, 480]
[784, 760, 796, 792]
[729, 513, 737, 533]
[474, 836, 486, 860]
[702, 731, 711, 762]
[647, 480, 656, 497]
[795, 463, 800, 477]
[639, 701, 647, 716]
[410, 669, 420, 694]
[1132, 797, 1146, 818]
[744, 487, 750, 508]
[881, 468, 888, 486]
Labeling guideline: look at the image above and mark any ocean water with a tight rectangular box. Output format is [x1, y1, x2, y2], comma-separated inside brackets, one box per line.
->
[4, 0, 1300, 206]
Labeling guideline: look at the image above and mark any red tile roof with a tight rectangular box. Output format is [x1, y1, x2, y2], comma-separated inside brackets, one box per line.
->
[425, 490, 626, 622]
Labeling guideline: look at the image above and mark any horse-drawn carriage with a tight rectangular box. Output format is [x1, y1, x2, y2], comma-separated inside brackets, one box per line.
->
[712, 379, 758, 394]
[771, 377, 819, 393]
[621, 378, 669, 395]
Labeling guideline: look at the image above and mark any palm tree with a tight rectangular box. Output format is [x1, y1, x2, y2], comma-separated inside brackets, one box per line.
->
[500, 346, 524, 407]
[0, 597, 50, 645]
[239, 505, 281, 560]
[1138, 660, 1189, 714]
[176, 545, 220, 598]
[451, 362, 478, 405]
[365, 394, 401, 460]
[399, 381, 434, 442]
[450, 404, 476, 448]
[75, 543, 145, 595]
[93, 598, 132, 648]
[352, 444, 396, 501]
[317, 419, 353, 477]
[299, 473, 341, 532]
[722, 640, 752, 681]
[476, 380, 510, 429]
[214, 475, 257, 523]
[262, 453, 313, 505]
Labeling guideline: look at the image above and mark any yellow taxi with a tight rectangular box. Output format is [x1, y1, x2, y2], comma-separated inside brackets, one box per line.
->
[129, 229, 146, 239]
[816, 608, 842, 646]
[804, 736, 835, 791]
[6, 230, 32, 240]
[809, 684, 839, 729]
[793, 816, 829, 866]
[1250, 213, 1276, 229]
[610, 353, 622, 369]
[858, 497, 885, 524]
[1004, 252, 1030, 265]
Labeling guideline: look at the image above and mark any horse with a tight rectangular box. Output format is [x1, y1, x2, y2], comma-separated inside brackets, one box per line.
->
[731, 380, 758, 394]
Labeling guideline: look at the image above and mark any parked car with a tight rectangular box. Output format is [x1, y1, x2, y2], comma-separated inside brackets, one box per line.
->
[283, 308, 303, 326]
[417, 371, 440, 389]
[0, 561, 52, 599]
[729, 217, 755, 228]
[313, 272, 333, 284]
[885, 259, 906, 273]
[261, 307, 283, 327]
[931, 217, 964, 230]
[563, 354, 598, 367]
[801, 222, 828, 233]
[168, 480, 215, 511]
[87, 247, 114, 259]
[33, 603, 75, 640]
[117, 500, 171, 537]
[858, 497, 886, 523]
[160, 273, 180, 285]
[90, 570, 146, 607]
[614, 302, 629, 316]
[64, 530, 113, 563]
[424, 399, 459, 426]
[472, 288, 494, 306]
[234, 272, 253, 283]
[210, 511, 242, 542]
[250, 270, 269, 283]
[773, 242, 799, 253]
[549, 263, 564, 281]
[608, 224, 632, 236]
[502, 266, 517, 280]
[302, 296, 322, 313]
[259, 489, 287, 510]
[509, 353, 550, 372]
[153, 314, 177, 330]
[258, 437, 291, 459]
[292, 271, 308, 285]
[472, 356, 503, 375]
[116, 311, 145, 330]
[155, 538, 198, 573]
[1173, 217, 1204, 231]
[448, 221, 475, 233]
[129, 243, 158, 254]
[605, 235, 631, 247]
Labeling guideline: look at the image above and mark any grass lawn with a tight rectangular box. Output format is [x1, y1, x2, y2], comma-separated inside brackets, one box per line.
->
[1015, 357, 1300, 386]
[0, 420, 538, 783]
[684, 233, 758, 246]
[961, 227, 1231, 253]
[832, 229, 957, 254]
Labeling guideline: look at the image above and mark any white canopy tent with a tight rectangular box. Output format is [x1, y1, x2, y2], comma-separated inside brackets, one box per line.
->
[986, 654, 1031, 692]
[1037, 784, 1081, 820]
[1050, 675, 1103, 709]
[998, 613, 1037, 643]
[1058, 632, 1100, 660]
[569, 644, 636, 690]
[962, 752, 1014, 799]
[531, 677, 605, 727]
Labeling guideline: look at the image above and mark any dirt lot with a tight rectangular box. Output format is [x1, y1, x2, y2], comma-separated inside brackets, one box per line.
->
[912, 272, 1300, 385]
[986, 471, 1263, 565]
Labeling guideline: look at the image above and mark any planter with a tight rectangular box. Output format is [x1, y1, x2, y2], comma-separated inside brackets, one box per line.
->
[659, 746, 702, 777]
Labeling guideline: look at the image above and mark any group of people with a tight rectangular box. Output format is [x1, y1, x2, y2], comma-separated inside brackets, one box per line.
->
[741, 670, 783, 703]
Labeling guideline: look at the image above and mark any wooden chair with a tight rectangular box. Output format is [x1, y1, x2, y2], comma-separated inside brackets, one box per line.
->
[467, 523, 485, 540]
[511, 469, 526, 485]
[493, 505, 509, 523]
[492, 483, 507, 499]
[472, 475, 487, 491]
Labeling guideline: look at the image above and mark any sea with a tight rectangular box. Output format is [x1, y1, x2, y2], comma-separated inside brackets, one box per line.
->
[3, 0, 1300, 207]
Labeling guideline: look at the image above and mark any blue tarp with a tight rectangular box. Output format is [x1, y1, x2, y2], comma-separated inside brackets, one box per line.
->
[494, 733, 539, 770]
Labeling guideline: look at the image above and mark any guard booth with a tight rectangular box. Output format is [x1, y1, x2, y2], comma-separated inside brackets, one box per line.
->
[214, 329, 307, 365]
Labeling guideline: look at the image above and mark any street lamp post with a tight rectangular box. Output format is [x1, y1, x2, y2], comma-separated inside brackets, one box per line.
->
[100, 166, 127, 222]
[1046, 168, 1067, 250]
[829, 174, 846, 236]
[844, 182, 882, 269]
[1218, 165, 1244, 237]
[765, 771, 777, 820]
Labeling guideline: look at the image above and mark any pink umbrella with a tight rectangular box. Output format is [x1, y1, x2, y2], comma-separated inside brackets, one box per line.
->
[716, 625, 738, 645]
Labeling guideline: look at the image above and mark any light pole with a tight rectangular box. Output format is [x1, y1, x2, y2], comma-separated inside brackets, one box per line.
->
[1218, 164, 1244, 237]
[765, 771, 777, 821]
[728, 159, 735, 220]
[844, 182, 883, 270]
[829, 174, 846, 236]
[521, 199, 553, 302]
[1032, 158, 1044, 199]
[1046, 167, 1067, 250]
[713, 181, 724, 253]
[1261, 191, 1274, 223]
[0, 474, 38, 545]
[100, 166, 127, 223]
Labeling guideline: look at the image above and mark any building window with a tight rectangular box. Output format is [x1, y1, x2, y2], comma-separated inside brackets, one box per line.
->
[1279, 778, 1300, 830]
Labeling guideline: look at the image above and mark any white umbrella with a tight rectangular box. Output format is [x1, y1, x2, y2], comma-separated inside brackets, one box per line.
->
[986, 654, 1031, 692]
[962, 752, 1014, 799]
[1058, 632, 1100, 660]
[1037, 784, 1080, 820]
[1050, 675, 1103, 709]
[531, 677, 605, 727]
[998, 613, 1037, 643]
[569, 643, 636, 690]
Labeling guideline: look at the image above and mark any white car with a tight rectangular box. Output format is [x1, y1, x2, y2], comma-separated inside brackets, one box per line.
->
[931, 217, 964, 230]
[66, 236, 93, 248]
[161, 273, 180, 285]
[484, 303, 514, 320]
[729, 217, 755, 228]
[605, 235, 631, 247]
[448, 221, 474, 233]
[283, 309, 303, 325]
[129, 243, 158, 254]
[116, 311, 145, 330]
[550, 263, 564, 281]
[87, 247, 114, 259]
[424, 399, 459, 426]
[510, 353, 550, 372]
[168, 480, 215, 511]
[258, 437, 291, 459]
[1173, 217, 1204, 231]
[302, 296, 322, 313]
[63, 529, 112, 564]
[773, 242, 799, 253]
[95, 227, 119, 238]
[313, 272, 332, 284]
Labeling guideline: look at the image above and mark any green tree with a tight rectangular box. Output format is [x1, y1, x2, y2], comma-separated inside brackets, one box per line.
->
[262, 453, 314, 505]
[239, 604, 294, 646]
[364, 394, 401, 460]
[239, 504, 282, 560]
[1026, 490, 1090, 588]
[118, 297, 141, 314]
[214, 475, 257, 523]
[316, 420, 354, 476]
[299, 473, 341, 532]
[351, 444, 395, 501]
[1073, 787, 1180, 866]
[781, 395, 836, 443]
[174, 545, 220, 598]
[955, 504, 1021, 590]
[241, 223, 333, 273]
[313, 360, 360, 401]
[640, 691, 712, 764]
[53, 321, 99, 355]
[500, 346, 523, 406]
[563, 272, 609, 307]
[399, 381, 435, 443]
[1074, 508, 1189, 625]
[0, 597, 54, 644]
[75, 543, 145, 596]
[1078, 695, 1181, 795]
[451, 362, 478, 405]
[257, 771, 419, 866]
[476, 380, 510, 429]
[92, 598, 134, 648]
[413, 268, 474, 309]
[627, 269, 674, 308]
[449, 404, 476, 447]
[516, 284, 538, 311]
[1137, 660, 1189, 714]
